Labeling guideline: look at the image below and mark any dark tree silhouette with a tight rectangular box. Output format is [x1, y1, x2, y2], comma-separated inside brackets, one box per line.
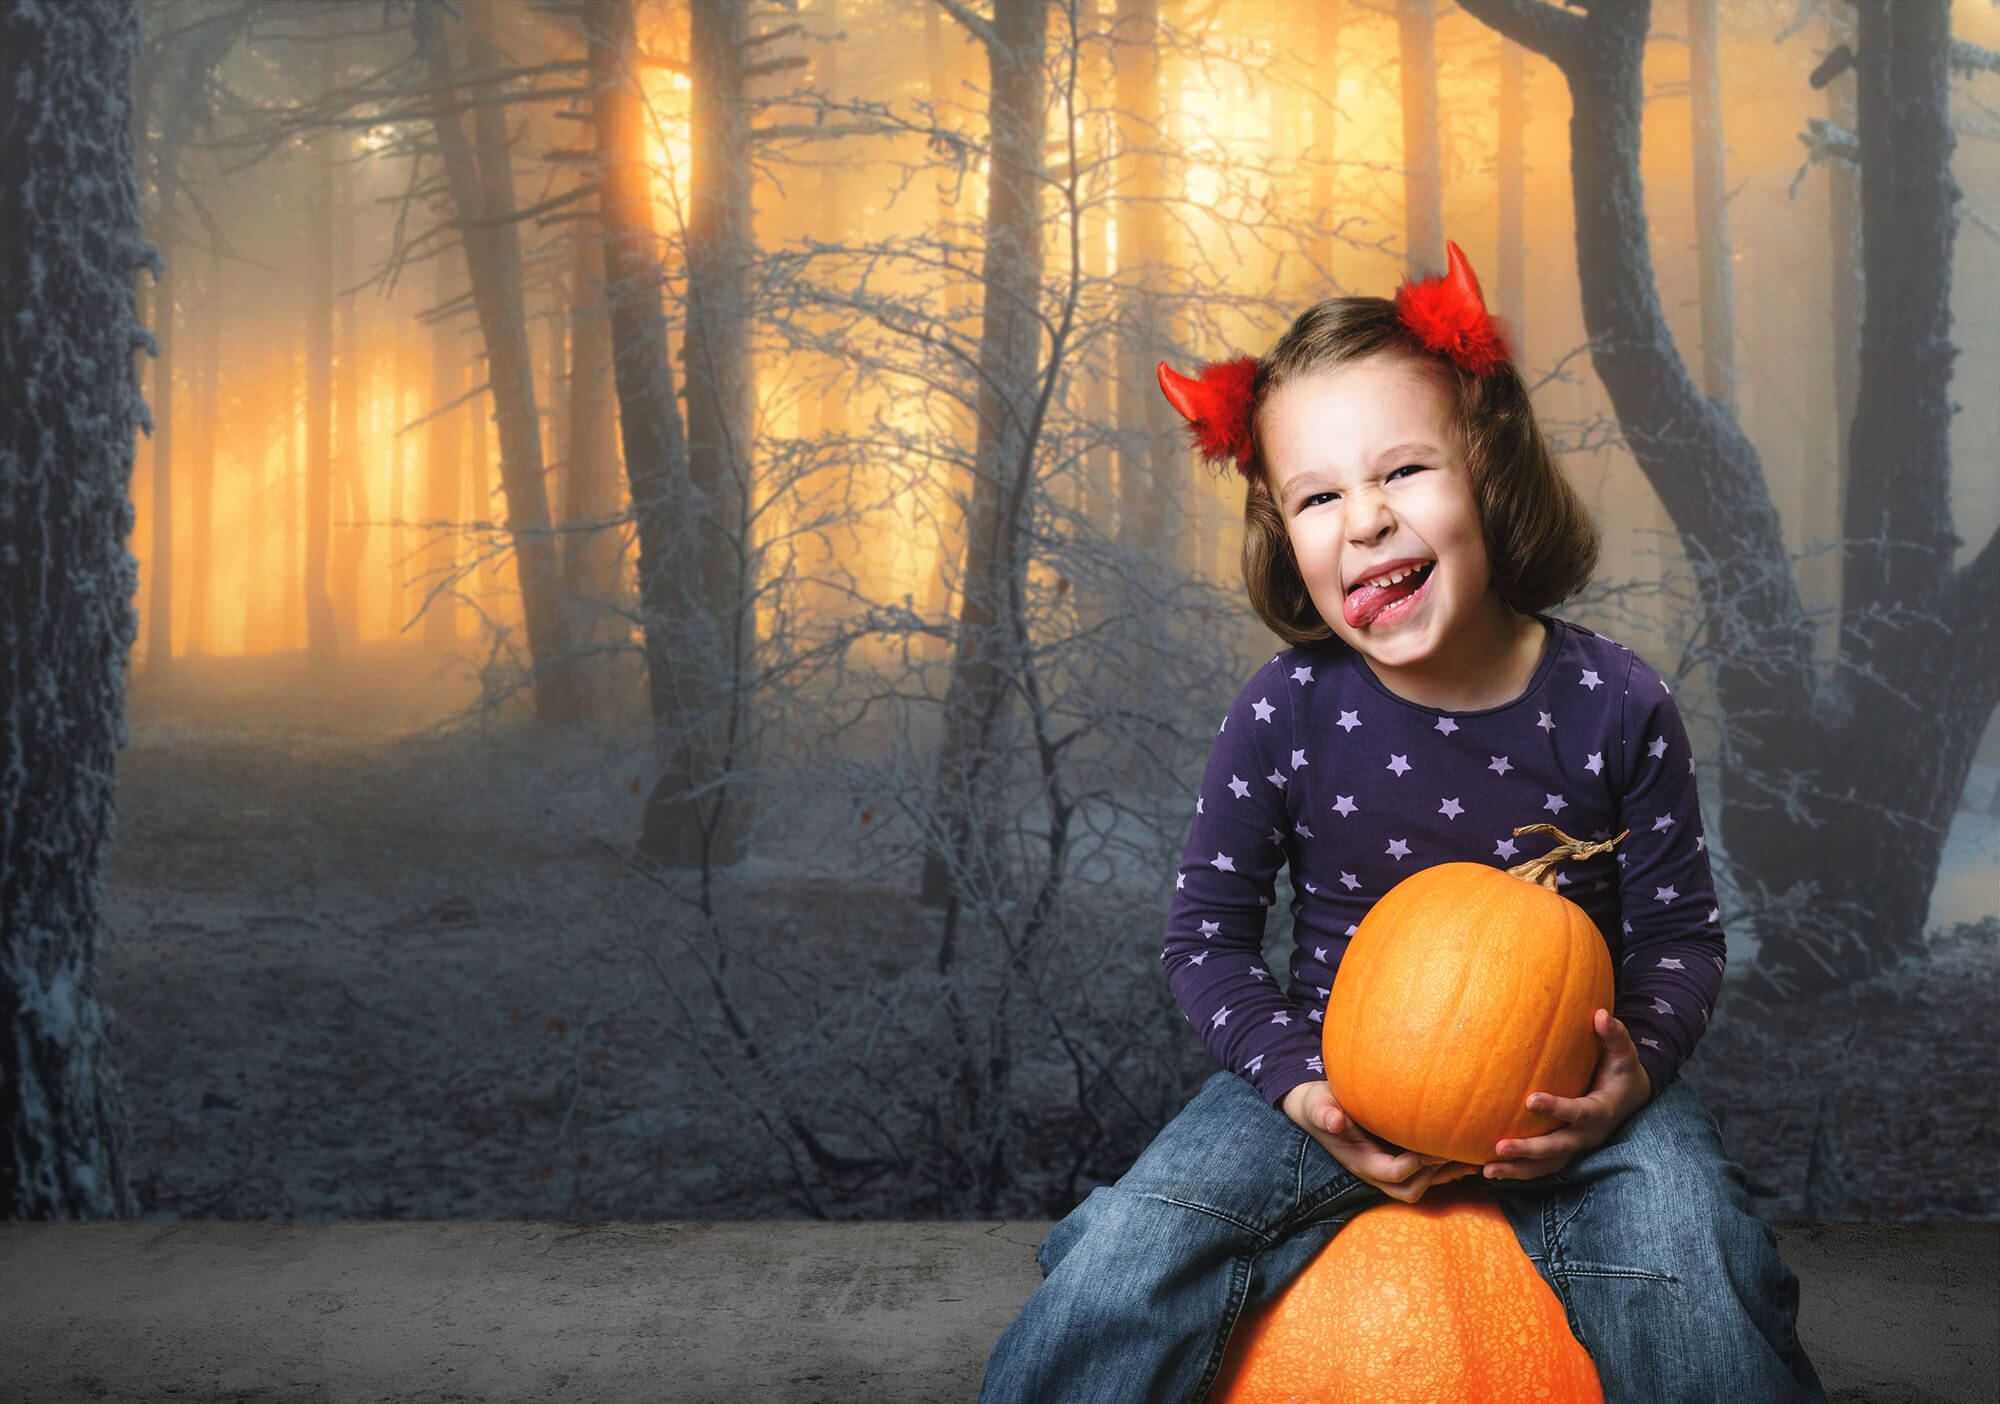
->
[1, 0, 146, 1219]
[1457, 0, 1997, 994]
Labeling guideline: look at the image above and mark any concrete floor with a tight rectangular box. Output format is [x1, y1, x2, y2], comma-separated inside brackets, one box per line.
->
[1, 1219, 1993, 1403]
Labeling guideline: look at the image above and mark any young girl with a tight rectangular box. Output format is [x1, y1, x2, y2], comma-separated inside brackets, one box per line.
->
[980, 244, 1825, 1403]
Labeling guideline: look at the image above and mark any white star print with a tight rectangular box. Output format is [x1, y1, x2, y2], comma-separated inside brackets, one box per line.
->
[1580, 669, 1602, 690]
[1266, 769, 1287, 790]
[1188, 951, 1208, 965]
[1267, 827, 1285, 846]
[1337, 710, 1362, 732]
[1652, 813, 1675, 832]
[1212, 852, 1236, 872]
[1250, 965, 1270, 981]
[1556, 872, 1570, 886]
[1651, 997, 1674, 1015]
[1332, 795, 1357, 817]
[1653, 884, 1678, 903]
[1647, 736, 1668, 759]
[1308, 1008, 1324, 1023]
[1199, 920, 1220, 937]
[1707, 908, 1721, 924]
[1695, 835, 1706, 852]
[1196, 796, 1204, 815]
[1271, 1011, 1292, 1025]
[1291, 665, 1314, 684]
[1339, 871, 1360, 891]
[1538, 711, 1555, 731]
[1295, 821, 1314, 839]
[1639, 1036, 1662, 1050]
[1387, 754, 1411, 776]
[1344, 924, 1358, 936]
[1252, 697, 1275, 723]
[1386, 838, 1411, 860]
[1303, 881, 1317, 894]
[1662, 678, 1672, 693]
[1585, 751, 1603, 775]
[1229, 775, 1251, 799]
[1544, 793, 1567, 814]
[1435, 717, 1459, 735]
[1439, 798, 1463, 819]
[1218, 714, 1226, 733]
[1489, 755, 1512, 775]
[1211, 1005, 1231, 1027]
[1314, 947, 1327, 961]
[1657, 957, 1685, 969]
[1245, 1054, 1264, 1075]
[1306, 1055, 1324, 1074]
[1291, 748, 1308, 769]
[1494, 838, 1519, 859]
[1176, 873, 1185, 889]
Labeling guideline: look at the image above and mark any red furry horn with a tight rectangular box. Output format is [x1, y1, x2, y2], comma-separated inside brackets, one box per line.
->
[1394, 240, 1510, 377]
[1157, 355, 1260, 476]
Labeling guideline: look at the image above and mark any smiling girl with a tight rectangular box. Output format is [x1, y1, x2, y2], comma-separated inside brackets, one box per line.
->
[980, 245, 1826, 1403]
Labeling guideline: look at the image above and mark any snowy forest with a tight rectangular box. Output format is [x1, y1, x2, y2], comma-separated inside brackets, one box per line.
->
[3, 0, 1996, 1225]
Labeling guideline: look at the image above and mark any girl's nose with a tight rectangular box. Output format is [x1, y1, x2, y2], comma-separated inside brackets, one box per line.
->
[1347, 490, 1394, 544]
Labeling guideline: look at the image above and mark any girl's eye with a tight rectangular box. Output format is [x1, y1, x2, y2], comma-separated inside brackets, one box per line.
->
[1388, 463, 1426, 481]
[1302, 490, 1339, 509]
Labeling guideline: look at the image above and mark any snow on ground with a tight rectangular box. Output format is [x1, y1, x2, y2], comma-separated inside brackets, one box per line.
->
[97, 643, 1998, 1222]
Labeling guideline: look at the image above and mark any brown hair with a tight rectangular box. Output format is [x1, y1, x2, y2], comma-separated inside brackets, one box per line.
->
[1236, 297, 1599, 646]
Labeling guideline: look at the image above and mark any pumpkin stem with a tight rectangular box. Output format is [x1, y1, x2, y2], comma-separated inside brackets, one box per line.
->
[1505, 824, 1629, 890]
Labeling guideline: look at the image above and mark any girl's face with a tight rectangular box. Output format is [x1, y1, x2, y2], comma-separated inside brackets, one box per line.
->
[1261, 355, 1525, 706]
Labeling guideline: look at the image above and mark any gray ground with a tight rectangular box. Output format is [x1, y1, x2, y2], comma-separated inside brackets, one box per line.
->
[99, 642, 2000, 1224]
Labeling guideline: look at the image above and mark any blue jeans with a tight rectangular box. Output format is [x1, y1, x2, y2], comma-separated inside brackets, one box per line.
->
[982, 1070, 1825, 1404]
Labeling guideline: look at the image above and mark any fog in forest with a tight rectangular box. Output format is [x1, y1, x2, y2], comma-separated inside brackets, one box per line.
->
[96, 0, 1998, 1223]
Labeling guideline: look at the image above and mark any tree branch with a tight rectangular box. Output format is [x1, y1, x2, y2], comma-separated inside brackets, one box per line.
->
[933, 0, 997, 53]
[1452, 0, 1585, 67]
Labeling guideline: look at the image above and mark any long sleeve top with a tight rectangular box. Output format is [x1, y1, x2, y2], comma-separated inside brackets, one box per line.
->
[1162, 617, 1725, 1110]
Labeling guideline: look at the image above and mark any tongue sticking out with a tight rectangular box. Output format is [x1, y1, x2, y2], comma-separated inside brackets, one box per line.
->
[1344, 562, 1433, 629]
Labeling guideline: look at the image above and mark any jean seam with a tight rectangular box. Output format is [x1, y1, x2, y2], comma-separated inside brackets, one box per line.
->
[1193, 1250, 1254, 1403]
[1138, 1193, 1266, 1239]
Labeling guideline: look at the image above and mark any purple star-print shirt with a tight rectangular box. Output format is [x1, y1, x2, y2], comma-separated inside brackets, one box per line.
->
[1163, 617, 1725, 1110]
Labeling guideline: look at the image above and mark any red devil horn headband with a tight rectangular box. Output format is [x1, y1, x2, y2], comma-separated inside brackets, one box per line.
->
[1394, 240, 1511, 377]
[1158, 239, 1508, 479]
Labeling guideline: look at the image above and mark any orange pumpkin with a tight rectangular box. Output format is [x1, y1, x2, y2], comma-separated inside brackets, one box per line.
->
[1212, 1183, 1603, 1403]
[1320, 825, 1621, 1166]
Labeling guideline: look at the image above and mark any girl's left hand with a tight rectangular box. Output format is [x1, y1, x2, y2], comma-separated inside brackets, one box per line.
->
[1481, 1008, 1653, 1182]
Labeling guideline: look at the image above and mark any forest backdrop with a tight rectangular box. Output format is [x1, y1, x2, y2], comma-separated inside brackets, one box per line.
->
[4, 0, 1996, 1222]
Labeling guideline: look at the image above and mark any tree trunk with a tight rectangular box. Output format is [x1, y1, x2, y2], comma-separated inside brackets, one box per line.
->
[1806, 2, 1861, 624]
[582, 0, 693, 839]
[1687, 0, 1736, 413]
[0, 0, 143, 1219]
[561, 212, 625, 696]
[417, 1, 582, 721]
[187, 239, 219, 656]
[1398, 0, 1444, 277]
[146, 193, 176, 678]
[424, 250, 464, 651]
[334, 98, 371, 652]
[1311, 0, 1343, 277]
[1112, 0, 1173, 560]
[1495, 35, 1526, 338]
[638, 0, 758, 867]
[919, 0, 1049, 910]
[1455, 0, 1996, 995]
[305, 57, 338, 672]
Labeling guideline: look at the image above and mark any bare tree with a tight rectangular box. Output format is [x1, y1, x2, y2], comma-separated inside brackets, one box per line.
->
[919, 0, 1054, 910]
[1, 0, 146, 1219]
[1456, 0, 1998, 994]
[415, 0, 582, 722]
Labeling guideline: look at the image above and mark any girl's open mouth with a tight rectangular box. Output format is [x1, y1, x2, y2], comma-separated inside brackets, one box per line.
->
[1343, 560, 1435, 630]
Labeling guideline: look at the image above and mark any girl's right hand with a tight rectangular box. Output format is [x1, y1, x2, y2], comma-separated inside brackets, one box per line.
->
[1280, 1079, 1476, 1204]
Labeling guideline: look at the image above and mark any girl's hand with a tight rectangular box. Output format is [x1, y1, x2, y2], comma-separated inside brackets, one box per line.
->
[1281, 1080, 1478, 1203]
[1483, 1008, 1653, 1182]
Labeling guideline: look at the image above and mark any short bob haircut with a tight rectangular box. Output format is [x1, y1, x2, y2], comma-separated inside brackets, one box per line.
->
[1236, 296, 1599, 647]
